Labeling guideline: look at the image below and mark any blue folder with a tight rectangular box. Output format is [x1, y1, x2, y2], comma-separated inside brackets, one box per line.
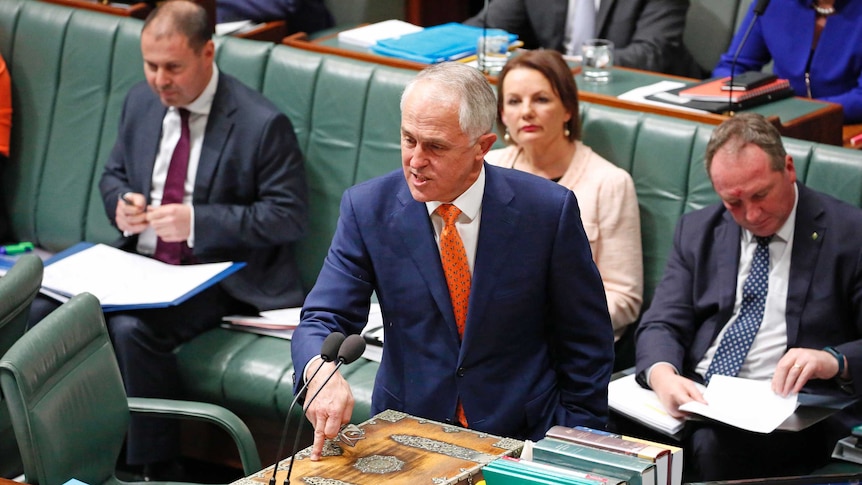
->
[371, 22, 517, 64]
[42, 242, 245, 312]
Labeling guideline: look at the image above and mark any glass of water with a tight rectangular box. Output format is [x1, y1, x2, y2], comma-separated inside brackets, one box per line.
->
[477, 34, 510, 75]
[581, 39, 614, 83]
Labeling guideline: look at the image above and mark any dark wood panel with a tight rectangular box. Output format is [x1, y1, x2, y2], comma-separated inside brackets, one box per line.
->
[405, 0, 470, 26]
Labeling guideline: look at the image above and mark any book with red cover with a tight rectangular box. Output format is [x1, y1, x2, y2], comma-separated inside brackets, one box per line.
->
[679, 76, 792, 103]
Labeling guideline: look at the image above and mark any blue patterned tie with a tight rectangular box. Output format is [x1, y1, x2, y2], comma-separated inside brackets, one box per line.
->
[705, 235, 773, 383]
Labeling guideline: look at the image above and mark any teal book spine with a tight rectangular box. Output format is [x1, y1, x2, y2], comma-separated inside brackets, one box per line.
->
[532, 438, 656, 485]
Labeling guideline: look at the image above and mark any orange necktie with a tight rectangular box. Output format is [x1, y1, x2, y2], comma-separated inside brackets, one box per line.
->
[436, 203, 471, 427]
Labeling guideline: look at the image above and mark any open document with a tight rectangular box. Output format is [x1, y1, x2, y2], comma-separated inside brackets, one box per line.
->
[610, 373, 799, 436]
[41, 242, 244, 312]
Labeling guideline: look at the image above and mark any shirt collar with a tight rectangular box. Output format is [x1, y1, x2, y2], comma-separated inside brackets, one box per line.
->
[179, 65, 219, 116]
[426, 165, 486, 221]
[743, 182, 799, 245]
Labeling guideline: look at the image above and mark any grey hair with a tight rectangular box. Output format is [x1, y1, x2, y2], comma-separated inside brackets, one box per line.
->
[705, 112, 787, 175]
[400, 62, 497, 141]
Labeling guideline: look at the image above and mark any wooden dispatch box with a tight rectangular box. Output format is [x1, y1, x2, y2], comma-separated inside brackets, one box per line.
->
[235, 409, 524, 485]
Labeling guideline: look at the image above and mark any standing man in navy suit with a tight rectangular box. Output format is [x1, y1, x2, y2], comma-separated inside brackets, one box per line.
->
[96, 0, 307, 479]
[291, 62, 613, 461]
[635, 113, 862, 481]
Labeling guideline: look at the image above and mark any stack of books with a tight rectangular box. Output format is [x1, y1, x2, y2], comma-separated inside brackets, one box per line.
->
[482, 425, 682, 485]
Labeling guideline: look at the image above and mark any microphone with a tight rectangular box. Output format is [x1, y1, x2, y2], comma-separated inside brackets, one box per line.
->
[480, 0, 489, 74]
[284, 334, 367, 485]
[268, 332, 345, 485]
[726, 0, 771, 114]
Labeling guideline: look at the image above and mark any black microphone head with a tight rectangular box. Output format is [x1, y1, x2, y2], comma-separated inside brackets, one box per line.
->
[337, 334, 367, 365]
[320, 332, 345, 362]
[754, 0, 771, 15]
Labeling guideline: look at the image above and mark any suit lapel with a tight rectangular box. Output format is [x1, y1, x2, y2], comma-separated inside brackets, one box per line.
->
[194, 76, 234, 202]
[139, 99, 167, 200]
[465, 167, 519, 342]
[393, 185, 460, 340]
[596, 0, 613, 34]
[786, 185, 826, 345]
[714, 212, 741, 341]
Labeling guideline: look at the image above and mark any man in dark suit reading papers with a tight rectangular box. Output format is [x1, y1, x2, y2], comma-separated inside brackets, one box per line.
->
[635, 113, 862, 481]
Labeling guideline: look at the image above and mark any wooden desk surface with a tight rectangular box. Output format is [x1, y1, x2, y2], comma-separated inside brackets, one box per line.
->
[283, 32, 848, 147]
[0, 478, 26, 485]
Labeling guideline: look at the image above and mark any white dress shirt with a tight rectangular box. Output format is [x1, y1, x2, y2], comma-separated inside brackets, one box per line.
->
[136, 67, 219, 255]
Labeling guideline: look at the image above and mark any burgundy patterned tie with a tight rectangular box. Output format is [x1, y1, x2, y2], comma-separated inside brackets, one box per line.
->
[153, 108, 194, 265]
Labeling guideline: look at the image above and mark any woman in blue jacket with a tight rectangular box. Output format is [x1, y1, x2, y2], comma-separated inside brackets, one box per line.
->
[713, 0, 861, 123]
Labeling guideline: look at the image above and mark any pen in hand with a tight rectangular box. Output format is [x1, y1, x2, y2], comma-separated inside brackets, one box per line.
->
[120, 192, 146, 212]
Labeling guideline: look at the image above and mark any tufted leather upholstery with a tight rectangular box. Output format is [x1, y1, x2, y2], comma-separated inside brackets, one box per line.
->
[2, 0, 862, 465]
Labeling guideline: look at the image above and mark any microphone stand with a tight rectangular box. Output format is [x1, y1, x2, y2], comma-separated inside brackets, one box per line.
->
[284, 335, 367, 485]
[726, 0, 771, 115]
[267, 332, 345, 485]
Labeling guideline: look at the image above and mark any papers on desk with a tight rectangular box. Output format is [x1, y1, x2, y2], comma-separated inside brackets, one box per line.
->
[337, 20, 423, 49]
[215, 20, 266, 36]
[609, 374, 799, 436]
[221, 303, 385, 362]
[40, 242, 244, 312]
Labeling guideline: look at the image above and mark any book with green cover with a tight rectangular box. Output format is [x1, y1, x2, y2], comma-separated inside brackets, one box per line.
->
[546, 425, 669, 485]
[532, 437, 657, 485]
[483, 457, 613, 485]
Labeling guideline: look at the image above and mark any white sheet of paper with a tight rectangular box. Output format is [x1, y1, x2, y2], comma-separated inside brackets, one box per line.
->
[679, 375, 798, 433]
[42, 243, 234, 307]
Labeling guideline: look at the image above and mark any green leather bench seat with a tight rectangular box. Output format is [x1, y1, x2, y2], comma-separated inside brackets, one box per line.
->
[3, 0, 862, 463]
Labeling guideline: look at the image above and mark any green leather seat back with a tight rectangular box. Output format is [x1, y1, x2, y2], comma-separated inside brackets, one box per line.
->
[0, 293, 129, 485]
[86, 19, 146, 245]
[261, 44, 412, 291]
[0, 254, 43, 478]
[35, 11, 131, 251]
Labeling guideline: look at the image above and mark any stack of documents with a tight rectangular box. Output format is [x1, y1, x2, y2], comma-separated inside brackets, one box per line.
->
[371, 22, 517, 64]
[40, 243, 244, 312]
[337, 20, 423, 49]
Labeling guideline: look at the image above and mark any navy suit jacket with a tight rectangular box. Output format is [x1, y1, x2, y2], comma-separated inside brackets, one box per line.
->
[292, 165, 614, 441]
[99, 72, 308, 310]
[464, 0, 695, 75]
[636, 184, 862, 412]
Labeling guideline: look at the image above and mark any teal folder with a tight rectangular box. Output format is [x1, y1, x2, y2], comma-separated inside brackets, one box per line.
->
[371, 22, 517, 64]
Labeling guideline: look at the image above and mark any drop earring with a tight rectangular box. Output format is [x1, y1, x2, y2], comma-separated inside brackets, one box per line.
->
[564, 125, 571, 138]
[504, 130, 511, 143]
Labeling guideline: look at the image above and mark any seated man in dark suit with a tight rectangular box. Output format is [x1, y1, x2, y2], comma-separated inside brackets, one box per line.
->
[291, 61, 614, 461]
[464, 0, 698, 76]
[31, 0, 308, 479]
[635, 113, 862, 481]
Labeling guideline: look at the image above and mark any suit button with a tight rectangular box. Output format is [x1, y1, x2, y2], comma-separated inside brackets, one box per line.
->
[457, 367, 465, 377]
